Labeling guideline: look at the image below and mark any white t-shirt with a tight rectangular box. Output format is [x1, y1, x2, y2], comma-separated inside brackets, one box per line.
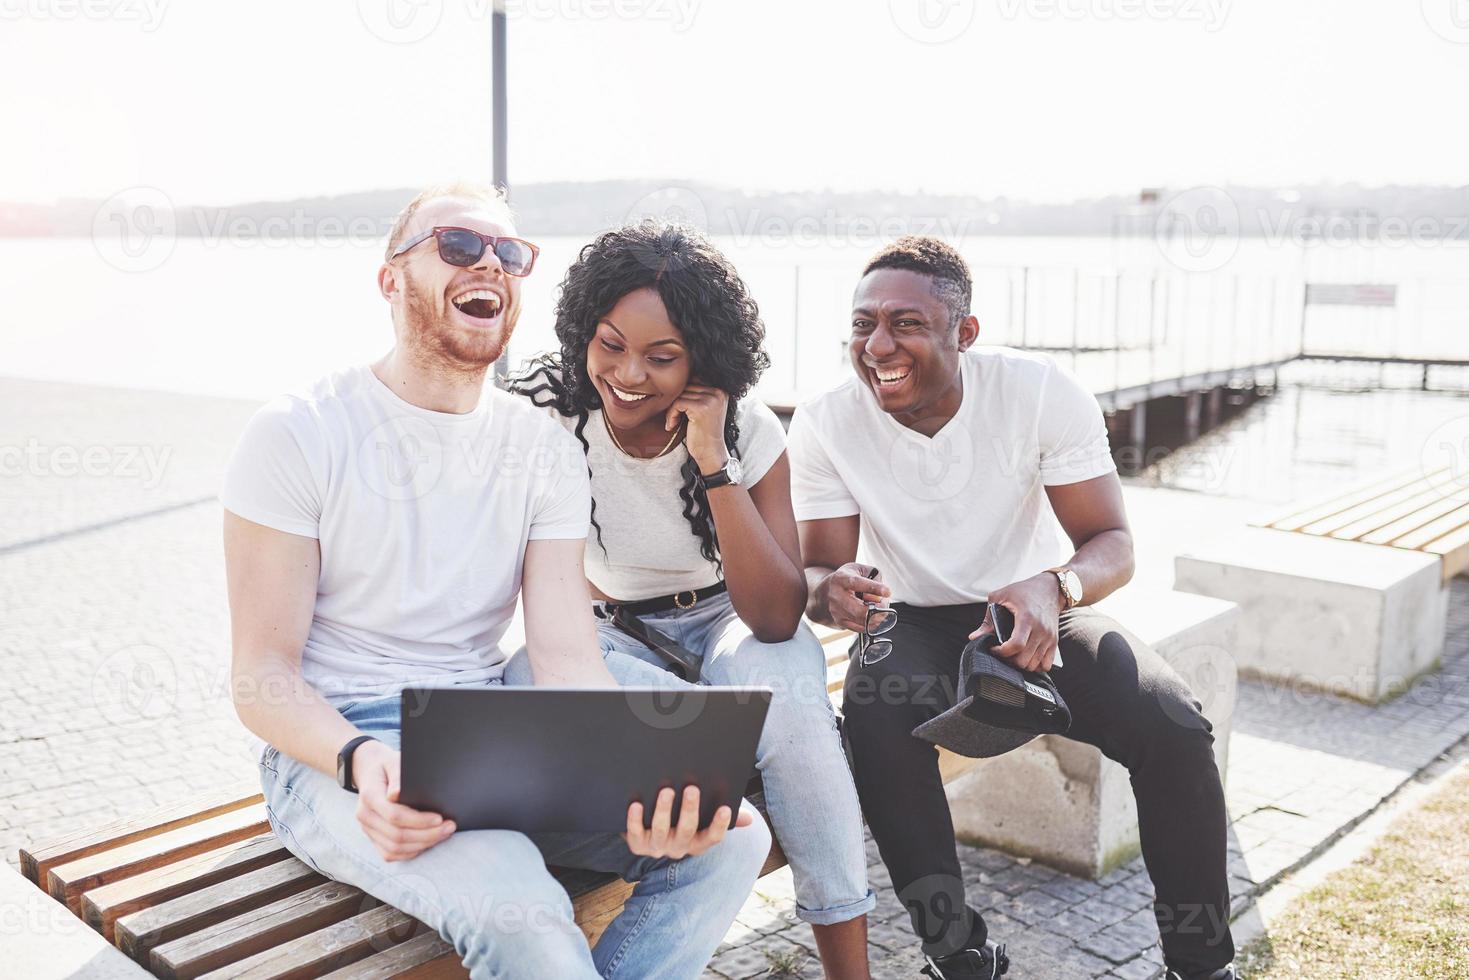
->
[220, 363, 590, 706]
[525, 391, 787, 602]
[788, 346, 1116, 607]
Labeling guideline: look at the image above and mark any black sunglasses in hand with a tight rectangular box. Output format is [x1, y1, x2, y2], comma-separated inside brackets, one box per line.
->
[390, 226, 540, 277]
[857, 568, 898, 667]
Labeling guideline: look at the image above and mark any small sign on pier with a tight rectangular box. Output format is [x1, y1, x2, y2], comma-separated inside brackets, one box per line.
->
[1304, 284, 1398, 308]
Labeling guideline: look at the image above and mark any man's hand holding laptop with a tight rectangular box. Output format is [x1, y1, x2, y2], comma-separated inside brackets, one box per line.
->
[349, 742, 750, 863]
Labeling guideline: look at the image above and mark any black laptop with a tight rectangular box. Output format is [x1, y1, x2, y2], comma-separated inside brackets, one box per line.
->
[398, 686, 772, 834]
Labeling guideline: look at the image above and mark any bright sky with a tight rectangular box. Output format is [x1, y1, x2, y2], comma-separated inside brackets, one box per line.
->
[4, 0, 1468, 205]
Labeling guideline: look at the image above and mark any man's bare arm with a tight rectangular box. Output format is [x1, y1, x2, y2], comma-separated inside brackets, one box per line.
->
[224, 510, 356, 774]
[1044, 471, 1135, 606]
[520, 536, 618, 687]
[224, 510, 452, 861]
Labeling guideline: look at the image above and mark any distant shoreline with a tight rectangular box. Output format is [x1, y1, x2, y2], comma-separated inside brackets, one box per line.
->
[6, 179, 1468, 241]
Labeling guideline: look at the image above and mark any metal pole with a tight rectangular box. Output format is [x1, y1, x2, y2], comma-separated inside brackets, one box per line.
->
[492, 4, 509, 387]
[1070, 267, 1080, 372]
[492, 4, 508, 194]
[1019, 267, 1029, 348]
[791, 266, 801, 394]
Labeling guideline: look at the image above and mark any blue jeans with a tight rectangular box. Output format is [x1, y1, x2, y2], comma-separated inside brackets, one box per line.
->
[516, 590, 874, 927]
[258, 653, 772, 980]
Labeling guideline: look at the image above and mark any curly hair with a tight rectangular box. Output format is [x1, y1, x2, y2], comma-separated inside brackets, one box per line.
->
[509, 221, 771, 574]
[863, 235, 972, 328]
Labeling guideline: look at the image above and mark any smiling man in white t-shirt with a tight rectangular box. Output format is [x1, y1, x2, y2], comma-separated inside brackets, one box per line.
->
[790, 237, 1234, 980]
[220, 183, 770, 980]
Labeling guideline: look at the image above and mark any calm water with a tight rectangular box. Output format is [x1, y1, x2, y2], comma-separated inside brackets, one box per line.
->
[3, 234, 1466, 402]
[2, 234, 1466, 501]
[1137, 361, 1469, 504]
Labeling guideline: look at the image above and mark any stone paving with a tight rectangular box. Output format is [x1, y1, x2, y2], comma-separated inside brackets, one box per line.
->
[5, 377, 1469, 979]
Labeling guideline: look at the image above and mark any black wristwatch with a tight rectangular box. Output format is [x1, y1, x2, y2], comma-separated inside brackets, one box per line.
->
[337, 735, 378, 793]
[699, 455, 743, 491]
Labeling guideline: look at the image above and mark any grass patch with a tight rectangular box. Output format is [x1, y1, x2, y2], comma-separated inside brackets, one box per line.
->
[1239, 761, 1469, 978]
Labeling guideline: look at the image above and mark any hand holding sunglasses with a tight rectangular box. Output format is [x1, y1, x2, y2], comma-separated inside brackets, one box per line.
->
[390, 226, 540, 277]
[857, 567, 898, 667]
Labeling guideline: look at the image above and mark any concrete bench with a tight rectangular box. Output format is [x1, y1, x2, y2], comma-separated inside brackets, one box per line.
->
[1174, 467, 1459, 702]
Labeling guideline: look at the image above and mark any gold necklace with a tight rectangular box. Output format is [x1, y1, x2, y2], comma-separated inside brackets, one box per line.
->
[603, 410, 683, 459]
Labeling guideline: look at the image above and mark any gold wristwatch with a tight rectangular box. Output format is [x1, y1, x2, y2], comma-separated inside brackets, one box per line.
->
[1047, 566, 1083, 609]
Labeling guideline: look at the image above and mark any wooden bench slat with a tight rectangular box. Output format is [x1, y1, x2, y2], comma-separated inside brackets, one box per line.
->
[1358, 493, 1468, 546]
[198, 903, 421, 980]
[317, 931, 461, 980]
[1320, 481, 1463, 541]
[1422, 521, 1469, 582]
[815, 626, 853, 647]
[48, 803, 272, 913]
[83, 833, 291, 942]
[21, 784, 261, 886]
[1392, 501, 1469, 551]
[1261, 466, 1446, 532]
[572, 879, 636, 947]
[1302, 474, 1457, 538]
[150, 881, 375, 980]
[116, 856, 325, 963]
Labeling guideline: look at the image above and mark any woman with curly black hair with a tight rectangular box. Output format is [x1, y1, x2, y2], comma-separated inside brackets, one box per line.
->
[509, 222, 874, 978]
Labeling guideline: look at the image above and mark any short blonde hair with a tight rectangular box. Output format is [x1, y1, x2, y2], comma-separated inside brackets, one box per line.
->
[383, 182, 515, 261]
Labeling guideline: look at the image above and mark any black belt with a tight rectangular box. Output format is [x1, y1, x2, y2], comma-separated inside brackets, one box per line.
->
[600, 580, 728, 617]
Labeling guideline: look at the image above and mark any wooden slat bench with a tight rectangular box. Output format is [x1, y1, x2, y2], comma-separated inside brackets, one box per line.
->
[17, 624, 981, 980]
[1250, 465, 1469, 582]
[1176, 465, 1456, 702]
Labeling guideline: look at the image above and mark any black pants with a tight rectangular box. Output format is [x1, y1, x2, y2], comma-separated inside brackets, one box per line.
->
[841, 602, 1233, 974]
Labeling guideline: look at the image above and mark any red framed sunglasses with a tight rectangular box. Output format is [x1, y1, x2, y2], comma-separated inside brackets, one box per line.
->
[390, 226, 539, 277]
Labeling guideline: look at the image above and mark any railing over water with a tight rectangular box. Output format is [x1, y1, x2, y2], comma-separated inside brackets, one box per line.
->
[758, 261, 1469, 409]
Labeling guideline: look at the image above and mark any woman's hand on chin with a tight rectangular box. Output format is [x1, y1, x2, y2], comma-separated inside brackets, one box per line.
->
[666, 384, 730, 474]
